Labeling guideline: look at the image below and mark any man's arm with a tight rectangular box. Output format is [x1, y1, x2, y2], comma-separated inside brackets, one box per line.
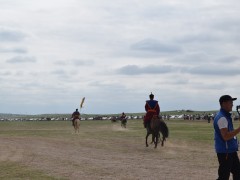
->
[220, 127, 240, 141]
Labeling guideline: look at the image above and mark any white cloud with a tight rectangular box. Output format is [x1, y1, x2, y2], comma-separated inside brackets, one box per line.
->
[117, 64, 174, 75]
[0, 27, 28, 42]
[0, 46, 27, 53]
[6, 56, 36, 63]
[0, 0, 240, 114]
[131, 39, 182, 54]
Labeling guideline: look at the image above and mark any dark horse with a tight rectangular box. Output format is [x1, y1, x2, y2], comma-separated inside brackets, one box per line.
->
[121, 118, 127, 128]
[145, 115, 169, 148]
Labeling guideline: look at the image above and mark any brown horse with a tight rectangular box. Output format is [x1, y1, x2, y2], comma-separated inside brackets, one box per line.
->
[73, 118, 80, 134]
[145, 116, 169, 148]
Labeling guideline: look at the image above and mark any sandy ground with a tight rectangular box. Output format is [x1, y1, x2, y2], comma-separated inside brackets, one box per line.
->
[0, 126, 222, 180]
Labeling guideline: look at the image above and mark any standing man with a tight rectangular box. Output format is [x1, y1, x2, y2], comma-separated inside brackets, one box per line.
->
[72, 109, 80, 126]
[143, 92, 160, 128]
[214, 95, 240, 180]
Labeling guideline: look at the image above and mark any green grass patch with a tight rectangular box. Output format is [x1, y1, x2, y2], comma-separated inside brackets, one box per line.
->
[1, 119, 236, 179]
[0, 162, 64, 180]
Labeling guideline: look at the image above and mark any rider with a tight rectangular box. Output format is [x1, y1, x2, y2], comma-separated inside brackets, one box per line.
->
[143, 92, 160, 128]
[121, 112, 126, 120]
[71, 109, 80, 126]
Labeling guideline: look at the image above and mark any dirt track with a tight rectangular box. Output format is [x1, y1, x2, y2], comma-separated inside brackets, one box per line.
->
[0, 128, 219, 180]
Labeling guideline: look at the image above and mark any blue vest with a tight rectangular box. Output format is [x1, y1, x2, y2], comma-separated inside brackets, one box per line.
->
[213, 108, 238, 153]
[146, 100, 158, 109]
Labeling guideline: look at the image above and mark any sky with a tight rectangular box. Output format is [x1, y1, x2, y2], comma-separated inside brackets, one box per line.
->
[0, 0, 240, 114]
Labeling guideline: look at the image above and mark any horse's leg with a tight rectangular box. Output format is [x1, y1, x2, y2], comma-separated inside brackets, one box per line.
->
[150, 134, 154, 144]
[154, 132, 158, 148]
[161, 136, 165, 146]
[158, 132, 160, 143]
[152, 134, 155, 146]
[77, 121, 80, 134]
[146, 133, 150, 147]
[73, 124, 75, 134]
[75, 122, 78, 134]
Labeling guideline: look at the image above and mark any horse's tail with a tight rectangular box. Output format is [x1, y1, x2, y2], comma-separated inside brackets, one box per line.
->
[159, 120, 169, 138]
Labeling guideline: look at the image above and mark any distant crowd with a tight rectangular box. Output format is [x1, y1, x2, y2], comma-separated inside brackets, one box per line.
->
[1, 112, 239, 122]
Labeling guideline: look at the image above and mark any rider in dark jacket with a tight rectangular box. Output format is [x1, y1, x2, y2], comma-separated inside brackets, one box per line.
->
[72, 109, 80, 126]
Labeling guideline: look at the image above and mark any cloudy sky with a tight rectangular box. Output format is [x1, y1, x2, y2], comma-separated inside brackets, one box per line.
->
[1, 0, 240, 114]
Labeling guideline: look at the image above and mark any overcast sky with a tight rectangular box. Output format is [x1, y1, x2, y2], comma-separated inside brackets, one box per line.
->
[1, 0, 240, 114]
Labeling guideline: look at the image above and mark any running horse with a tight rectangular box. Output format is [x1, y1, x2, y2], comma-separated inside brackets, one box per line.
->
[121, 118, 127, 128]
[73, 118, 80, 134]
[145, 115, 169, 148]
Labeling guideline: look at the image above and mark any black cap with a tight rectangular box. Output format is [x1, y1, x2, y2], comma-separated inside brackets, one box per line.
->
[149, 92, 154, 99]
[219, 95, 237, 104]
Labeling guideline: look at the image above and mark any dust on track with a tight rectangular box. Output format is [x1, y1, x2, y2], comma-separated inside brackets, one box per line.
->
[0, 125, 219, 180]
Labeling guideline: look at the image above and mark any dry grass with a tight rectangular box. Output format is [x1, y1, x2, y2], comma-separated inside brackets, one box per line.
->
[0, 120, 230, 179]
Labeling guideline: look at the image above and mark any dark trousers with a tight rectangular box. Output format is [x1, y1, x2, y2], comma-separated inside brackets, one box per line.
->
[217, 152, 240, 180]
